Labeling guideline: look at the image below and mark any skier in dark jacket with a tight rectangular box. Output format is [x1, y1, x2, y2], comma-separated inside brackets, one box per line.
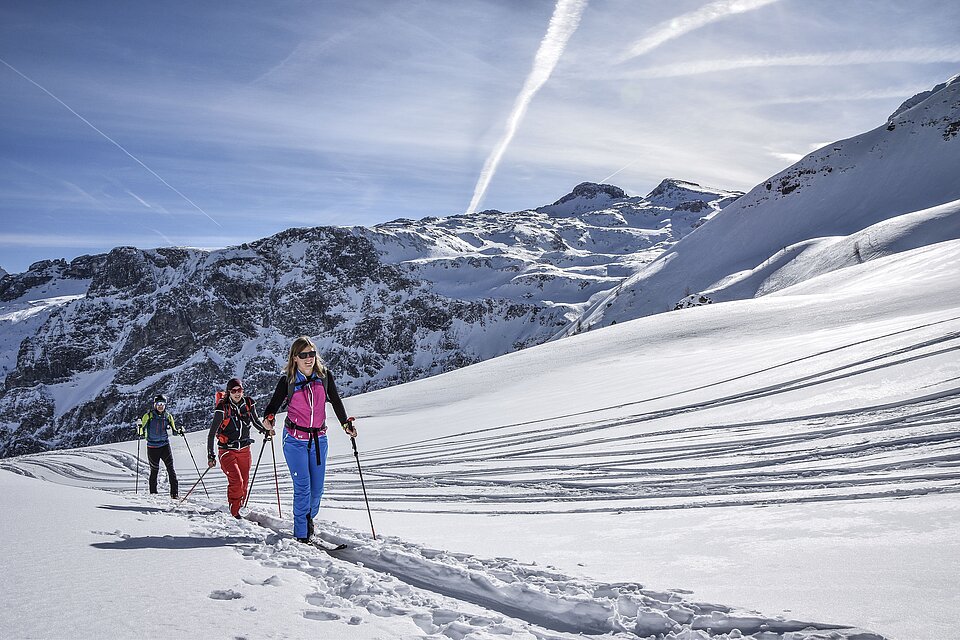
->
[207, 378, 275, 518]
[262, 336, 357, 543]
[138, 394, 183, 498]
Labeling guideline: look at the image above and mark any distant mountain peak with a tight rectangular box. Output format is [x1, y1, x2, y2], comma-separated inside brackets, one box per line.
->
[888, 72, 960, 121]
[553, 182, 628, 204]
[647, 178, 703, 194]
[644, 178, 742, 209]
[536, 182, 629, 217]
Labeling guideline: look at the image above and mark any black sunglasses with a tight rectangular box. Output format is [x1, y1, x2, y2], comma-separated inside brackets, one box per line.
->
[296, 350, 317, 360]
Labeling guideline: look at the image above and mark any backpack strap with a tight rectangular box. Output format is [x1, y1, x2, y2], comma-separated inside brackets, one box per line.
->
[217, 399, 230, 427]
[285, 375, 296, 409]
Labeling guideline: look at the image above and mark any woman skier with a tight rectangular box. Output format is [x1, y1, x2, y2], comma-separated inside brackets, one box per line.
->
[262, 336, 357, 542]
[206, 378, 274, 518]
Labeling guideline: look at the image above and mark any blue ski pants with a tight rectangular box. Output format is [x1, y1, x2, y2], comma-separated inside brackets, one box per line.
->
[282, 431, 328, 538]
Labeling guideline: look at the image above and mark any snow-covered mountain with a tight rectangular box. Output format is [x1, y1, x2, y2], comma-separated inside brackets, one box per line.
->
[574, 74, 960, 330]
[0, 180, 739, 457]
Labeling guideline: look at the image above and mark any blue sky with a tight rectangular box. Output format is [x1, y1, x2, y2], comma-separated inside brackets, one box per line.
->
[1, 0, 958, 274]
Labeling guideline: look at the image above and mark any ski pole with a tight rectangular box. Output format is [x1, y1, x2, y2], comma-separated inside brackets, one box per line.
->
[181, 432, 209, 497]
[135, 434, 141, 494]
[270, 435, 282, 517]
[243, 438, 267, 508]
[351, 434, 377, 540]
[178, 465, 212, 506]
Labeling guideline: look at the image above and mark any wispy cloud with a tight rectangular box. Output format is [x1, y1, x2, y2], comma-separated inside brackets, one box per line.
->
[623, 46, 960, 78]
[125, 190, 154, 209]
[0, 56, 221, 227]
[616, 0, 780, 63]
[465, 0, 588, 214]
[0, 232, 253, 251]
[150, 228, 176, 246]
[0, 233, 135, 249]
[769, 151, 804, 164]
[739, 87, 934, 106]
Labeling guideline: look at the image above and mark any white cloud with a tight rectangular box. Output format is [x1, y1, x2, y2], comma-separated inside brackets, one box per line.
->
[623, 46, 960, 78]
[769, 151, 804, 164]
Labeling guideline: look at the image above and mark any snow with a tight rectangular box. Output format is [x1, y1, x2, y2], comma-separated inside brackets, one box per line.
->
[49, 368, 118, 419]
[2, 234, 957, 639]
[0, 278, 89, 381]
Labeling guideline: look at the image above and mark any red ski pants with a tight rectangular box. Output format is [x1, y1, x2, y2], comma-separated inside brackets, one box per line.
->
[219, 447, 252, 517]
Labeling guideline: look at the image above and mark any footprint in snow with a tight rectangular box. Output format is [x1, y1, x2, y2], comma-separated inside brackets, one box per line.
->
[242, 575, 282, 587]
[303, 610, 340, 621]
[209, 589, 243, 600]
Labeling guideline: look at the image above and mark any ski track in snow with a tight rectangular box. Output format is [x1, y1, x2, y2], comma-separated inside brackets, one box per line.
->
[312, 314, 960, 516]
[4, 316, 957, 518]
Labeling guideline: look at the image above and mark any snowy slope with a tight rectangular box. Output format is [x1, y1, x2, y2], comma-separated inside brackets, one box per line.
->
[577, 75, 960, 329]
[3, 235, 957, 639]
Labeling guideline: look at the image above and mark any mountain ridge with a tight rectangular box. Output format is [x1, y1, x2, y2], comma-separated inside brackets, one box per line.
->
[0, 178, 738, 457]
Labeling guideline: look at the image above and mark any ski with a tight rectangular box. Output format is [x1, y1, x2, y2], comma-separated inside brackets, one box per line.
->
[311, 539, 348, 552]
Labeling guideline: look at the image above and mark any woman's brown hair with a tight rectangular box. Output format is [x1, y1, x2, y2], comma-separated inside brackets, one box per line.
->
[283, 335, 327, 381]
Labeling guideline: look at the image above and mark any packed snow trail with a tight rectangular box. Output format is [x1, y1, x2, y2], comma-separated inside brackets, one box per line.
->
[0, 454, 888, 638]
[105, 489, 886, 639]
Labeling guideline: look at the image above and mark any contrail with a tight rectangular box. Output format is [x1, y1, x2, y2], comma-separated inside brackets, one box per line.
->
[598, 159, 639, 184]
[0, 56, 220, 227]
[617, 0, 780, 63]
[465, 0, 587, 214]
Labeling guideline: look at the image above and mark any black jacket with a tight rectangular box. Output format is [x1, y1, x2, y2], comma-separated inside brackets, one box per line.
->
[207, 396, 267, 459]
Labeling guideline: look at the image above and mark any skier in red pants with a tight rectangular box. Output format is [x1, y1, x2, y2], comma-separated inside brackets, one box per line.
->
[207, 378, 274, 518]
